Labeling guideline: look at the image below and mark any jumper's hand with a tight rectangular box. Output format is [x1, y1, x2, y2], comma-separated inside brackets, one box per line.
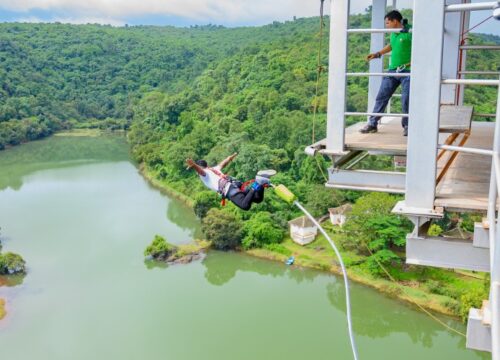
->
[366, 53, 379, 61]
[186, 159, 195, 168]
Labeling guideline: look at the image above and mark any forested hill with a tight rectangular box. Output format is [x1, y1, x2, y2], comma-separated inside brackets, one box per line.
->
[0, 18, 322, 148]
[0, 14, 498, 152]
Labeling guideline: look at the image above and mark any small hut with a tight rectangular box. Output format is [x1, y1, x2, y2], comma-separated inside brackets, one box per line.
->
[328, 204, 352, 227]
[393, 155, 407, 169]
[288, 216, 318, 245]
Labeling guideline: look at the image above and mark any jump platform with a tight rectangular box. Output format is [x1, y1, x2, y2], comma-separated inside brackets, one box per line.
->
[310, 106, 493, 213]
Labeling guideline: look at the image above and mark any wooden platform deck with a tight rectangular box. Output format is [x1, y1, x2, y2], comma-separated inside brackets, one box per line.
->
[435, 121, 494, 212]
[318, 105, 473, 156]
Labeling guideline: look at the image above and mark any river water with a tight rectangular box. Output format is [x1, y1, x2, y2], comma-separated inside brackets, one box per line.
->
[0, 135, 489, 360]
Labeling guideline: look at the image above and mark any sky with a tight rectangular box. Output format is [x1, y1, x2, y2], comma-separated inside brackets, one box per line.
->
[0, 0, 498, 35]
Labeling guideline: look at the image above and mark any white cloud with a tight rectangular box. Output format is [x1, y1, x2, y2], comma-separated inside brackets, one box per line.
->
[1, 0, 331, 23]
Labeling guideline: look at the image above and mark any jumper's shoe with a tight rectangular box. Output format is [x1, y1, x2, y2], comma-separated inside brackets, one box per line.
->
[403, 126, 408, 137]
[255, 169, 276, 186]
[359, 124, 378, 134]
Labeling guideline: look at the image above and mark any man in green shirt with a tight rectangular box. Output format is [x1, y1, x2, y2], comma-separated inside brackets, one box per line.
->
[360, 10, 412, 136]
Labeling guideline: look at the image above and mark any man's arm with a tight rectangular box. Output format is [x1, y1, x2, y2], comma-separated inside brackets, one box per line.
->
[218, 152, 238, 170]
[186, 159, 206, 176]
[367, 44, 392, 61]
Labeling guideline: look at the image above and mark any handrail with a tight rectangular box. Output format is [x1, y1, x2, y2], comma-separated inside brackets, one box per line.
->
[458, 71, 500, 75]
[445, 2, 499, 12]
[442, 79, 500, 86]
[347, 72, 410, 77]
[474, 113, 496, 118]
[460, 45, 500, 50]
[347, 28, 411, 33]
[345, 111, 407, 117]
[437, 144, 494, 156]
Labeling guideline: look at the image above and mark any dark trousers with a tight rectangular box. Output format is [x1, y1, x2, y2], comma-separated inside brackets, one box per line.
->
[368, 69, 410, 128]
[227, 186, 265, 211]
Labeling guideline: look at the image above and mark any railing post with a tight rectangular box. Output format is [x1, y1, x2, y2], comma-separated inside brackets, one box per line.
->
[404, 0, 446, 212]
[367, 0, 387, 121]
[326, 0, 350, 153]
[442, 0, 463, 104]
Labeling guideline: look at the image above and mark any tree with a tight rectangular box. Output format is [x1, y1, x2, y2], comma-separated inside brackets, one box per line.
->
[241, 212, 284, 249]
[193, 191, 220, 219]
[202, 209, 243, 250]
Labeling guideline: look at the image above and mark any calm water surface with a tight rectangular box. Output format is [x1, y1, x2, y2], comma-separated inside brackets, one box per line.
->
[0, 135, 489, 360]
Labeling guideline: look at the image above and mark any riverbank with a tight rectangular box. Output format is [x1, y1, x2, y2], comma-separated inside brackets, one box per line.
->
[139, 166, 194, 208]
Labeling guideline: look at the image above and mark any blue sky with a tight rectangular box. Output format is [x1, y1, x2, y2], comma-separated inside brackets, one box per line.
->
[0, 0, 498, 35]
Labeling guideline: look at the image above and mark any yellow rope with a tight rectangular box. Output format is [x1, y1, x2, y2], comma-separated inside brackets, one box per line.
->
[357, 236, 467, 338]
[312, 0, 326, 145]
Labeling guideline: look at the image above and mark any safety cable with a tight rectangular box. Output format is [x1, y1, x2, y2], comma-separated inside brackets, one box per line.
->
[294, 201, 360, 360]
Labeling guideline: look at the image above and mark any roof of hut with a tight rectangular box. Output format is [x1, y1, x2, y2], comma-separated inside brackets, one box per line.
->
[328, 203, 353, 215]
[288, 215, 316, 228]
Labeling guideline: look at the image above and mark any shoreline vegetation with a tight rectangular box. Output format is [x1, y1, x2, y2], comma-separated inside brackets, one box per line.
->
[138, 164, 481, 319]
[144, 234, 210, 264]
[0, 298, 5, 320]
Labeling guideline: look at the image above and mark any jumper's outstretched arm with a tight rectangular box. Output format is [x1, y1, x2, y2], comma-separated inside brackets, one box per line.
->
[186, 159, 206, 176]
[218, 152, 238, 170]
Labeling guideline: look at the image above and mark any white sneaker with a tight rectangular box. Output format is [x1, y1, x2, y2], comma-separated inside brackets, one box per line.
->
[255, 175, 270, 186]
[256, 169, 276, 178]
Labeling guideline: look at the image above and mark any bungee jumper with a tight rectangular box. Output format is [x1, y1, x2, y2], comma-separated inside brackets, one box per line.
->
[186, 153, 276, 211]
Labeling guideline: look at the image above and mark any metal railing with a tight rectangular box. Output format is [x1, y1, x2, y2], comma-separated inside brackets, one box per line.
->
[460, 45, 500, 51]
[445, 2, 499, 12]
[347, 72, 410, 77]
[442, 78, 500, 86]
[347, 28, 412, 34]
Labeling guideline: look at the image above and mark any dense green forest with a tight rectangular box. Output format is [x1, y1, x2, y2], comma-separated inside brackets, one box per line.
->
[0, 11, 498, 316]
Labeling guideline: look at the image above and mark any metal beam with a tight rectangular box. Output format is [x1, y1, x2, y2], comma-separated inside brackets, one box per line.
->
[404, 0, 446, 212]
[406, 235, 490, 272]
[490, 76, 500, 360]
[368, 0, 387, 123]
[328, 168, 406, 193]
[326, 0, 350, 154]
[442, 0, 462, 104]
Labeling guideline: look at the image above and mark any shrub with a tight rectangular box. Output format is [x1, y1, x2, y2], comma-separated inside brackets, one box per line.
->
[460, 288, 486, 323]
[0, 252, 26, 275]
[241, 212, 284, 249]
[202, 208, 243, 250]
[427, 224, 443, 237]
[144, 235, 175, 258]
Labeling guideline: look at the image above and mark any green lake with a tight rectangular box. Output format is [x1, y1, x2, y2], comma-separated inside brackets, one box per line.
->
[0, 135, 489, 360]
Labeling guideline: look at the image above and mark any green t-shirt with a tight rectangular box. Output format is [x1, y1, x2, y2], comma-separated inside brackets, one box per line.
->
[389, 31, 412, 70]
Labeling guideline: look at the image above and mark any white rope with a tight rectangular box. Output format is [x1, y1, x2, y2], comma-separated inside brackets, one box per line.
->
[294, 201, 359, 360]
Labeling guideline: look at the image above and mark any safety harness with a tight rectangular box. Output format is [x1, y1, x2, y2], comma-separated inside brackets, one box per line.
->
[208, 167, 255, 206]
